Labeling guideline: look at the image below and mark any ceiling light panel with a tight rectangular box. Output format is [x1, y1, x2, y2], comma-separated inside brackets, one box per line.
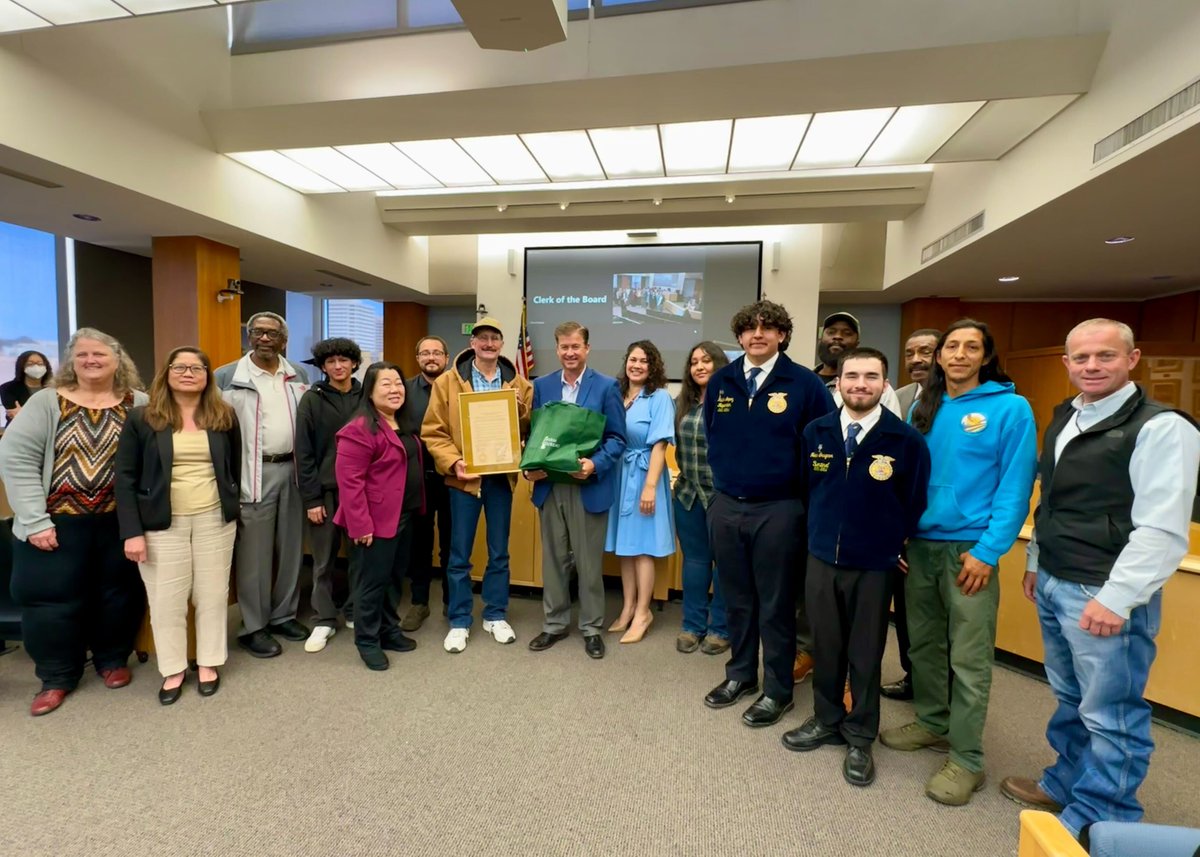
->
[860, 101, 984, 166]
[278, 147, 391, 192]
[15, 0, 129, 25]
[588, 126, 664, 179]
[519, 131, 606, 181]
[335, 144, 440, 189]
[0, 2, 52, 31]
[395, 140, 494, 187]
[660, 120, 732, 176]
[228, 151, 342, 194]
[456, 135, 548, 184]
[793, 108, 895, 170]
[728, 114, 811, 172]
[119, 0, 216, 12]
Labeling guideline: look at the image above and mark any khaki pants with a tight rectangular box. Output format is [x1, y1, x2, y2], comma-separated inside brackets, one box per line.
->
[140, 508, 236, 676]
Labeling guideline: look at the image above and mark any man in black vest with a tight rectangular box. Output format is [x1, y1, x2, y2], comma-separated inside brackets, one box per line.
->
[1000, 319, 1200, 840]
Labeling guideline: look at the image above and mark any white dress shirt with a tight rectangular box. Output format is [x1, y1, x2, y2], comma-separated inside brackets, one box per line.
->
[248, 359, 293, 455]
[743, 352, 780, 400]
[561, 369, 584, 404]
[840, 403, 883, 444]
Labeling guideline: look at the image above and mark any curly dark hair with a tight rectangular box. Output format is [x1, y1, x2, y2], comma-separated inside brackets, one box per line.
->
[618, 340, 668, 398]
[729, 299, 792, 351]
[311, 337, 362, 371]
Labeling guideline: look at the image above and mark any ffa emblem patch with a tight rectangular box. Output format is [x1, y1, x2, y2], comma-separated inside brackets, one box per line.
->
[961, 412, 987, 434]
[868, 455, 895, 481]
[767, 392, 788, 414]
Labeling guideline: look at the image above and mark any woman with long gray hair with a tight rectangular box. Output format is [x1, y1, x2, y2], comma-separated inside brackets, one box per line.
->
[0, 328, 148, 717]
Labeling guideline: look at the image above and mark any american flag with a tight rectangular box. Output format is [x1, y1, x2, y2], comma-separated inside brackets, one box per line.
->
[516, 297, 534, 378]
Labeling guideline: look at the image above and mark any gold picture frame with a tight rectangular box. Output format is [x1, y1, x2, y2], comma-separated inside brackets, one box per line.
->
[458, 388, 522, 475]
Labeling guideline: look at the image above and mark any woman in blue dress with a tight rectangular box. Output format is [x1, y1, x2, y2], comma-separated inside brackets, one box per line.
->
[605, 340, 675, 644]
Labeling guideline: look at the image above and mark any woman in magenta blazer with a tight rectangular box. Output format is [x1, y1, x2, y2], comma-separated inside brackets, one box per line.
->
[334, 362, 424, 671]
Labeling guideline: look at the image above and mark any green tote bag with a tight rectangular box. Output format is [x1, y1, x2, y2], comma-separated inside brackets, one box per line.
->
[519, 401, 608, 478]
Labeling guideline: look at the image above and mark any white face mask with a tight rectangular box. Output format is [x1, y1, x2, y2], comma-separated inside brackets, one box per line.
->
[24, 364, 47, 380]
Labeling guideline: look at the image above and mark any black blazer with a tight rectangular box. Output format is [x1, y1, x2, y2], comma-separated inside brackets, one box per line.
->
[114, 407, 242, 538]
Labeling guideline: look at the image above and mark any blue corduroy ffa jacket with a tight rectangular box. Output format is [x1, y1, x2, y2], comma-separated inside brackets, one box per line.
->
[802, 407, 931, 571]
[704, 353, 834, 501]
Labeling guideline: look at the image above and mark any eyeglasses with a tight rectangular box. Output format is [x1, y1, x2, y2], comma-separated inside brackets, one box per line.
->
[169, 364, 206, 376]
[248, 328, 283, 341]
[417, 350, 446, 358]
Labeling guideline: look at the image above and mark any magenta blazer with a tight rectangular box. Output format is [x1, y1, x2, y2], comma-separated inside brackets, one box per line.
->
[333, 415, 423, 540]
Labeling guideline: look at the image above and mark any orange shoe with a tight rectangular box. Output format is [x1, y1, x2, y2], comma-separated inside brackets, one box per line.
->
[792, 652, 815, 682]
[843, 681, 853, 713]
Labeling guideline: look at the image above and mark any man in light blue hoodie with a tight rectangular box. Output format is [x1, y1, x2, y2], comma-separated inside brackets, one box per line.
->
[879, 319, 1037, 806]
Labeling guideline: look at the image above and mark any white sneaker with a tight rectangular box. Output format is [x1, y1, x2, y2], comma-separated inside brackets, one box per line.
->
[444, 627, 469, 653]
[304, 625, 336, 653]
[344, 619, 354, 630]
[482, 619, 516, 644]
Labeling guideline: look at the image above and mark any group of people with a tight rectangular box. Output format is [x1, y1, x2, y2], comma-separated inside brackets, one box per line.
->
[1, 299, 1196, 849]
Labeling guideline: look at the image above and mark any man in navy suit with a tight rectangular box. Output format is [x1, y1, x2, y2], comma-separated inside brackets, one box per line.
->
[524, 322, 627, 659]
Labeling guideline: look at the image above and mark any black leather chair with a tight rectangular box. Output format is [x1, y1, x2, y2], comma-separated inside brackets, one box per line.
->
[0, 517, 21, 654]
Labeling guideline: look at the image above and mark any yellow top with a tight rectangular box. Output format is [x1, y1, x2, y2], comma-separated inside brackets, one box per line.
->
[170, 431, 220, 516]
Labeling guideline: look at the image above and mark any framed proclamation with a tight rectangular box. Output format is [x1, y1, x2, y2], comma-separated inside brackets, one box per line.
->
[458, 389, 522, 475]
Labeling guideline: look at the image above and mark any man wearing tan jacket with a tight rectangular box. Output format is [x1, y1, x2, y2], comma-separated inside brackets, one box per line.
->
[421, 318, 532, 654]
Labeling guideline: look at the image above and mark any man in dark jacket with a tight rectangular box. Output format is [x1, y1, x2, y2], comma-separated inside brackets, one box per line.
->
[783, 347, 929, 788]
[295, 337, 363, 653]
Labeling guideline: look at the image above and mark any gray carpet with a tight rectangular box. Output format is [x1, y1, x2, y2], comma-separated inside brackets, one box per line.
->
[2, 588, 1198, 857]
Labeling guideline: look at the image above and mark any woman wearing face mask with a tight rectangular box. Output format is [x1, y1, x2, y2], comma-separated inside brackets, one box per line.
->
[673, 342, 731, 655]
[334, 362, 424, 671]
[1, 350, 54, 426]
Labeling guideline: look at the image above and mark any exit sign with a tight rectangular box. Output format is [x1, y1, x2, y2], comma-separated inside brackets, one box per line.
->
[461, 323, 474, 335]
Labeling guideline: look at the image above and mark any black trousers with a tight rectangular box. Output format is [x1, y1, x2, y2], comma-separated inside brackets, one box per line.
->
[353, 514, 414, 651]
[709, 494, 802, 700]
[408, 474, 451, 606]
[807, 555, 892, 746]
[891, 563, 912, 676]
[11, 513, 145, 691]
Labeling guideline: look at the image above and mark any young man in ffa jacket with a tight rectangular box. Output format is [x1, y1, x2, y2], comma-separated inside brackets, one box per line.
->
[702, 300, 835, 727]
[782, 348, 930, 787]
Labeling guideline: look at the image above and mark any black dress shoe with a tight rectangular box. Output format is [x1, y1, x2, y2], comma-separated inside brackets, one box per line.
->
[704, 679, 760, 709]
[267, 619, 310, 642]
[528, 631, 568, 651]
[584, 635, 605, 659]
[844, 745, 876, 787]
[197, 672, 220, 697]
[158, 676, 184, 706]
[358, 647, 389, 671]
[238, 630, 282, 658]
[880, 675, 914, 700]
[382, 633, 417, 653]
[742, 694, 794, 727]
[782, 716, 849, 752]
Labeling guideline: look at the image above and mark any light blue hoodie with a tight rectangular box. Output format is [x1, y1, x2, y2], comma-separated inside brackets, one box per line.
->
[915, 380, 1038, 566]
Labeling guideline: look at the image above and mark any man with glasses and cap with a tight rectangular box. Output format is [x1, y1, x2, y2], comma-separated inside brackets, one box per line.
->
[215, 312, 311, 658]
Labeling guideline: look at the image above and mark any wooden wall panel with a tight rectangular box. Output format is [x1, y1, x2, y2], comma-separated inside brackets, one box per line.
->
[152, 236, 241, 370]
[1140, 291, 1199, 342]
[193, 239, 243, 368]
[960, 301, 1016, 356]
[383, 302, 430, 379]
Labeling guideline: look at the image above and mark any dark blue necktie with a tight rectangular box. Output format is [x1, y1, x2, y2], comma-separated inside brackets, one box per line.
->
[747, 366, 763, 398]
[845, 422, 862, 459]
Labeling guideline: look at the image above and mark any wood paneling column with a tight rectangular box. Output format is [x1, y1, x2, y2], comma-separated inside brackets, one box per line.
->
[152, 237, 242, 368]
[383, 302, 430, 379]
[898, 298, 962, 385]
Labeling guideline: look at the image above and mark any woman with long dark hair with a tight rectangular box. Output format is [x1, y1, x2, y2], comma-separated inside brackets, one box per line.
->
[672, 341, 731, 654]
[334, 362, 423, 670]
[605, 340, 675, 644]
[1, 350, 54, 425]
[115, 347, 241, 704]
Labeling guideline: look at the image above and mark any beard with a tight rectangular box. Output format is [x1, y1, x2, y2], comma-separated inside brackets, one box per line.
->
[817, 341, 842, 367]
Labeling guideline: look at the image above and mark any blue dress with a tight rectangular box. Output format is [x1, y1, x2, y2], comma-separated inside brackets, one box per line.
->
[605, 388, 676, 557]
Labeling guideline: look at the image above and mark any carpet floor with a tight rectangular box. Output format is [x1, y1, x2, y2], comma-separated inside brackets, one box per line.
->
[2, 587, 1197, 857]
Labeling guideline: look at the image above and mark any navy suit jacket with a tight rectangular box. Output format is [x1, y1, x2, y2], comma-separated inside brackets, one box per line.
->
[531, 367, 627, 513]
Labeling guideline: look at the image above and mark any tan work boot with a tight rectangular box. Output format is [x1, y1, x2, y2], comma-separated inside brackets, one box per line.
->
[926, 760, 986, 805]
[793, 652, 815, 682]
[400, 603, 430, 632]
[879, 721, 951, 753]
[1000, 776, 1064, 812]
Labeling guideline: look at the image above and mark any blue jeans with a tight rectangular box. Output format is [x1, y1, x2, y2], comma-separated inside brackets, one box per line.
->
[1035, 570, 1161, 836]
[673, 496, 727, 639]
[1088, 821, 1200, 857]
[446, 477, 513, 629]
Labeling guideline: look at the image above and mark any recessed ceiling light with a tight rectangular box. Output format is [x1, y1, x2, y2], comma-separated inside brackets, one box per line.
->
[997, 275, 1020, 282]
[72, 213, 101, 221]
[1104, 236, 1135, 244]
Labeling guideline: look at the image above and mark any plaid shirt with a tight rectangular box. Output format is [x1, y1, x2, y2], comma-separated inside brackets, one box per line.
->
[470, 361, 503, 392]
[673, 403, 714, 511]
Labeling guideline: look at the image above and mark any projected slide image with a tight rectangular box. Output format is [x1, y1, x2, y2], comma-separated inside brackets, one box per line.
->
[612, 273, 703, 327]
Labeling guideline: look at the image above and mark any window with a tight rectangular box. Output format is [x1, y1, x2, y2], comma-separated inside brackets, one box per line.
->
[0, 220, 60, 405]
[324, 299, 385, 366]
[285, 291, 320, 368]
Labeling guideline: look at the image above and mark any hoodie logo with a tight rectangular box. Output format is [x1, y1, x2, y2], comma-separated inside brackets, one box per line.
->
[961, 412, 987, 434]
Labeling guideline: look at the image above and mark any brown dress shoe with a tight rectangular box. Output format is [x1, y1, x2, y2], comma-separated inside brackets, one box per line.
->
[1000, 776, 1064, 812]
[792, 652, 815, 682]
[99, 667, 132, 689]
[843, 681, 853, 713]
[31, 689, 68, 717]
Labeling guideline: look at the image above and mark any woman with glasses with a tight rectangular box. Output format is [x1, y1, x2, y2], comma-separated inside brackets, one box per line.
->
[115, 348, 241, 704]
[0, 328, 147, 717]
[1, 350, 54, 426]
